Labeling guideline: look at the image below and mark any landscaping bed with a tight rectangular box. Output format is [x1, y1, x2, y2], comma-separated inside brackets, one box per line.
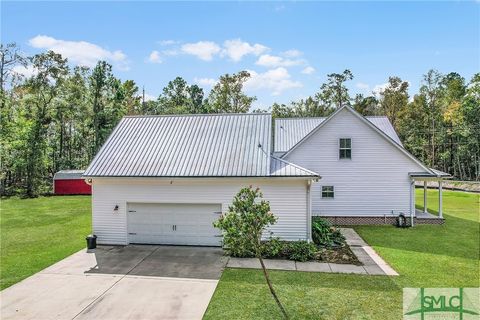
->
[219, 217, 361, 265]
[318, 245, 361, 265]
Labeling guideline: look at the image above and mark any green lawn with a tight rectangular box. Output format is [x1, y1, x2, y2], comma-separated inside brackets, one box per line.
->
[0, 196, 91, 290]
[204, 189, 480, 319]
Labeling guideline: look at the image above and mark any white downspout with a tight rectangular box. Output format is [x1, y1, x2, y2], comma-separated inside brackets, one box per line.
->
[423, 180, 428, 214]
[438, 180, 443, 219]
[307, 180, 312, 242]
[410, 179, 415, 227]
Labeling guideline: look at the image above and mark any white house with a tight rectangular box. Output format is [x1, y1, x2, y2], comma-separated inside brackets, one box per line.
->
[275, 106, 450, 226]
[84, 106, 449, 246]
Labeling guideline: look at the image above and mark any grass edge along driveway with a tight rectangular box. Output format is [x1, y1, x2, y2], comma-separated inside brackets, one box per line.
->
[0, 196, 91, 290]
[204, 189, 479, 319]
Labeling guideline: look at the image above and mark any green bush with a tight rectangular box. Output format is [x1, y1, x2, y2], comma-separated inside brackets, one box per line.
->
[312, 218, 345, 247]
[213, 186, 277, 258]
[262, 238, 284, 258]
[284, 240, 317, 262]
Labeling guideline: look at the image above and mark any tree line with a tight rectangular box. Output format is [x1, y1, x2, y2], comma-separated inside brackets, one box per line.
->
[1, 43, 478, 197]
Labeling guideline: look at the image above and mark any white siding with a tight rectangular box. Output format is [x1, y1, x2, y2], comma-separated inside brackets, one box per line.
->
[92, 178, 308, 245]
[284, 108, 426, 217]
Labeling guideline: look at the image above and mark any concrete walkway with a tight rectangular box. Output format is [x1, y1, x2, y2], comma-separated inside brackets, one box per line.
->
[227, 229, 398, 276]
[0, 245, 227, 320]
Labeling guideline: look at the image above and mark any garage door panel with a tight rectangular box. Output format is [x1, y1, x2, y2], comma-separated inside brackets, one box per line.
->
[127, 203, 221, 246]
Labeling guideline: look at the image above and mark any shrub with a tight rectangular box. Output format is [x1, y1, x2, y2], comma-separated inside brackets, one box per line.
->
[262, 238, 284, 259]
[312, 218, 345, 247]
[213, 186, 288, 319]
[284, 240, 317, 262]
[214, 211, 256, 257]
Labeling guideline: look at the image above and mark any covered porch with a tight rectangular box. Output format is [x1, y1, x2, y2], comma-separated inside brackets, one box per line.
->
[409, 168, 452, 226]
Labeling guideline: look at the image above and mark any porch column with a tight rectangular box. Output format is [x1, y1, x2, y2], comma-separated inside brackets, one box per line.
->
[438, 180, 443, 218]
[423, 181, 428, 213]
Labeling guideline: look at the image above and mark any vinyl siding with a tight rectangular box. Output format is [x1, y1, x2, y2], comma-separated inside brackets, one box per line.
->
[284, 108, 426, 217]
[92, 178, 308, 245]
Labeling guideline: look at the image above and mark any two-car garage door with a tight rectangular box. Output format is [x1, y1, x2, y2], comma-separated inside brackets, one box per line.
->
[127, 203, 222, 246]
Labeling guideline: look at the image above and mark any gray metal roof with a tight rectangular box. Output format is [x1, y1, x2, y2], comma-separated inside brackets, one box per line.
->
[54, 170, 85, 180]
[274, 116, 402, 152]
[410, 168, 451, 178]
[84, 114, 274, 177]
[366, 117, 403, 146]
[84, 114, 317, 178]
[270, 157, 320, 177]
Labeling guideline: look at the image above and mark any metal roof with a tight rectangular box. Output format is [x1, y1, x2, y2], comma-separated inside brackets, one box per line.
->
[274, 116, 402, 152]
[366, 117, 403, 146]
[84, 113, 317, 178]
[84, 114, 272, 177]
[54, 170, 85, 180]
[270, 157, 320, 177]
[410, 168, 452, 178]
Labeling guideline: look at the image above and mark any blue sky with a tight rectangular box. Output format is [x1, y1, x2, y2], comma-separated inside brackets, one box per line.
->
[2, 1, 479, 109]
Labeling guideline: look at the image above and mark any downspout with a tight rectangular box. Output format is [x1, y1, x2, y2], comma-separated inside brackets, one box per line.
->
[410, 179, 415, 227]
[307, 180, 312, 242]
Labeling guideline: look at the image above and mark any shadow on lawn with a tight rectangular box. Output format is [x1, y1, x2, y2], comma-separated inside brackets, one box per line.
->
[355, 212, 480, 261]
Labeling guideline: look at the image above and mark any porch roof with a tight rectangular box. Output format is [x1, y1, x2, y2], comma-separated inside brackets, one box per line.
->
[409, 168, 452, 179]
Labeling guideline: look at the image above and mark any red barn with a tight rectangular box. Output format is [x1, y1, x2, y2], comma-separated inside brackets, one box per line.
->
[53, 170, 91, 195]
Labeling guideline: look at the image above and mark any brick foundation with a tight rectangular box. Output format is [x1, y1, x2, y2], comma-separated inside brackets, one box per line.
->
[315, 216, 445, 226]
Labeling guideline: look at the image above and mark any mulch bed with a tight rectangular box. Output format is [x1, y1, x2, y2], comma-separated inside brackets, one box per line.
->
[316, 245, 362, 265]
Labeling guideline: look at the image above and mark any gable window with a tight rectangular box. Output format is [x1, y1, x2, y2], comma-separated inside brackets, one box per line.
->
[322, 186, 334, 198]
[339, 138, 352, 159]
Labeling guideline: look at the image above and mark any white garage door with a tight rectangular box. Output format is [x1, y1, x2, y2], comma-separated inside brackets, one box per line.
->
[127, 203, 222, 246]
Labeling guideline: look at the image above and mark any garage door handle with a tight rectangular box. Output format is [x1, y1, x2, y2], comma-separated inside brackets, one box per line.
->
[213, 211, 222, 215]
[128, 210, 136, 213]
[128, 232, 137, 235]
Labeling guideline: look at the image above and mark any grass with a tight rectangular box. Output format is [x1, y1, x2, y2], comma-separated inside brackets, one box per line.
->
[0, 196, 91, 290]
[204, 189, 480, 319]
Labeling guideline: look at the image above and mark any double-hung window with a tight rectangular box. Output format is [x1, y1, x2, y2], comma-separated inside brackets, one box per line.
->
[322, 186, 334, 198]
[339, 138, 352, 159]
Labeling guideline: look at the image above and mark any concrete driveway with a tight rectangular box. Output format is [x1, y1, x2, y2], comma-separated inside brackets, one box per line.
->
[0, 245, 227, 320]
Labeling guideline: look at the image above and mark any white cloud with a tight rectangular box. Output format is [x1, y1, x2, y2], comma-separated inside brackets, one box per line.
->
[373, 83, 389, 96]
[12, 65, 38, 78]
[194, 77, 217, 87]
[282, 49, 302, 58]
[255, 54, 304, 68]
[143, 93, 157, 101]
[28, 35, 128, 70]
[301, 66, 315, 75]
[180, 41, 221, 61]
[245, 67, 302, 96]
[356, 82, 370, 91]
[355, 82, 387, 97]
[147, 50, 162, 63]
[222, 39, 269, 62]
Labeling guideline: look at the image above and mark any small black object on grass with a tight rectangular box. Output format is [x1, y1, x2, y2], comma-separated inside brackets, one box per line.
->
[86, 234, 97, 249]
[396, 213, 410, 228]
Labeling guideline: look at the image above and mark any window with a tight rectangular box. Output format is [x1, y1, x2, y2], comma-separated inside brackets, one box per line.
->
[339, 138, 352, 159]
[322, 186, 334, 198]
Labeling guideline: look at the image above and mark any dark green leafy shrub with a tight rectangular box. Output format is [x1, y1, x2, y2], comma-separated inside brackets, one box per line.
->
[312, 218, 345, 247]
[284, 240, 317, 262]
[262, 238, 284, 258]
